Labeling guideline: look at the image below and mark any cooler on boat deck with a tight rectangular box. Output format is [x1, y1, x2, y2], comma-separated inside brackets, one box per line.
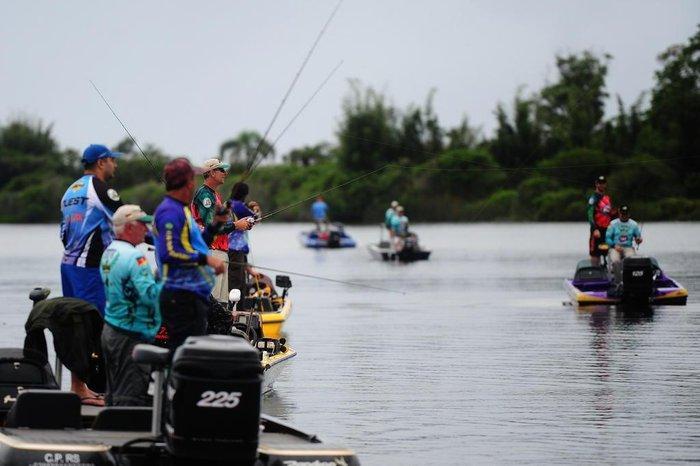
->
[0, 348, 58, 415]
[165, 335, 263, 462]
[622, 256, 655, 301]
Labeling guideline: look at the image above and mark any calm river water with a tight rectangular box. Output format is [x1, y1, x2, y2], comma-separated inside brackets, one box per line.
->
[1, 223, 699, 465]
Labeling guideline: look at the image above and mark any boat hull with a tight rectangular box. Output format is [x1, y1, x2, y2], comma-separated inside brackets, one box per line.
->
[262, 345, 297, 394]
[564, 278, 688, 306]
[260, 298, 291, 339]
[367, 243, 430, 262]
[299, 231, 356, 248]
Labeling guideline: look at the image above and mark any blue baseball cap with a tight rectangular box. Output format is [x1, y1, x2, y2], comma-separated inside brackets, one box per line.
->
[82, 144, 123, 164]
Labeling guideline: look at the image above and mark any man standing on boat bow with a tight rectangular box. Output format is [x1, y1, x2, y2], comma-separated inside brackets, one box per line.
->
[191, 158, 253, 303]
[154, 158, 246, 351]
[587, 175, 615, 266]
[60, 143, 124, 405]
[100, 205, 161, 406]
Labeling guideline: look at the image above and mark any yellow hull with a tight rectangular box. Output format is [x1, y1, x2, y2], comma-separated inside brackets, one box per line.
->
[260, 298, 292, 339]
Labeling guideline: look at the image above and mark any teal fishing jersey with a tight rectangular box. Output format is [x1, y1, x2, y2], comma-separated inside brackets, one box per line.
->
[100, 239, 162, 340]
[606, 218, 642, 248]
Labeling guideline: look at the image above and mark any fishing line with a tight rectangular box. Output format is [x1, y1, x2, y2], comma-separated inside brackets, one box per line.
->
[242, 0, 343, 179]
[260, 163, 391, 220]
[247, 60, 345, 177]
[90, 80, 165, 184]
[225, 259, 406, 294]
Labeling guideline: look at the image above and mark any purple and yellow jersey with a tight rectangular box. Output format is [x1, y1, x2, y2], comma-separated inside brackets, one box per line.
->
[153, 195, 216, 299]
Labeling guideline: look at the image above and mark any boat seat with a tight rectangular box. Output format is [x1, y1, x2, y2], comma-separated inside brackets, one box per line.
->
[92, 406, 152, 431]
[5, 389, 81, 429]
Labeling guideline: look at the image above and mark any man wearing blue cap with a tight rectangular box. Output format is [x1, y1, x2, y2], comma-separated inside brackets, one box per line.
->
[60, 144, 123, 312]
[59, 143, 123, 404]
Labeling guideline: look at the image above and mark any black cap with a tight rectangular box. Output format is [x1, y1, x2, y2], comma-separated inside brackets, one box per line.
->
[619, 205, 629, 214]
[595, 175, 606, 184]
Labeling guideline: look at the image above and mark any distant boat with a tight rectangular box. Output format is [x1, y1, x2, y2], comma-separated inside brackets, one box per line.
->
[564, 256, 687, 306]
[368, 225, 430, 262]
[299, 222, 356, 248]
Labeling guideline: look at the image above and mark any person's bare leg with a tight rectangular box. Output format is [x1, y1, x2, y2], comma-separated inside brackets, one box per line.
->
[71, 373, 104, 406]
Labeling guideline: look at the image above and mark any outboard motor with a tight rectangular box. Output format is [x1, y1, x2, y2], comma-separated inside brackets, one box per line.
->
[327, 230, 341, 248]
[622, 256, 655, 302]
[165, 335, 263, 464]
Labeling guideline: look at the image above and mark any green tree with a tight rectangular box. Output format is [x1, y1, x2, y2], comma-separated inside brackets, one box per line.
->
[336, 80, 400, 171]
[284, 143, 331, 167]
[538, 52, 610, 152]
[219, 130, 275, 172]
[646, 26, 700, 188]
[491, 92, 544, 170]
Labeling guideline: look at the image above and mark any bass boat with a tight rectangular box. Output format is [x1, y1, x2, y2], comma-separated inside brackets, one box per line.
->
[0, 336, 359, 466]
[300, 223, 356, 248]
[564, 256, 688, 306]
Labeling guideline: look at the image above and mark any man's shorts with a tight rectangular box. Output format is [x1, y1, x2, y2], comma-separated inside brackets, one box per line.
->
[60, 263, 106, 315]
[589, 227, 608, 257]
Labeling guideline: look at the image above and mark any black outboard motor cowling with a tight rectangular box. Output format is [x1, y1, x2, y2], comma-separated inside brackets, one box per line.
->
[622, 256, 655, 302]
[166, 335, 263, 463]
[327, 230, 341, 248]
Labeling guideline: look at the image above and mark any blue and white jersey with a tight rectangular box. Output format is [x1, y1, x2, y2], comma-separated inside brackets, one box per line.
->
[60, 175, 123, 268]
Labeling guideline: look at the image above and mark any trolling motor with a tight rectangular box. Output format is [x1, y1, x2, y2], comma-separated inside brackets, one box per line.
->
[275, 275, 292, 299]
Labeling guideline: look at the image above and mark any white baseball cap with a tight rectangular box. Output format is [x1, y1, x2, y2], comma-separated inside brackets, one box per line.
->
[113, 205, 153, 227]
[201, 158, 231, 173]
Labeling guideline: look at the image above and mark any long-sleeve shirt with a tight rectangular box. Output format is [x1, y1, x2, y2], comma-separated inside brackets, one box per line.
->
[60, 174, 123, 267]
[153, 195, 216, 298]
[100, 239, 162, 341]
[606, 218, 641, 248]
[228, 200, 255, 253]
[191, 185, 235, 251]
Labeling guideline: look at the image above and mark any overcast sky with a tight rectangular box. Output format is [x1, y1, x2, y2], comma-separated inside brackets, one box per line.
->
[1, 0, 698, 165]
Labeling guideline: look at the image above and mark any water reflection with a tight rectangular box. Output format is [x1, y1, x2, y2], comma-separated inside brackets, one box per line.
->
[576, 304, 656, 430]
[262, 390, 296, 420]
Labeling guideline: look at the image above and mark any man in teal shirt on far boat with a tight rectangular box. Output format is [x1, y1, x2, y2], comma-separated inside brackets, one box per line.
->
[605, 205, 643, 285]
[100, 205, 161, 406]
[385, 200, 398, 238]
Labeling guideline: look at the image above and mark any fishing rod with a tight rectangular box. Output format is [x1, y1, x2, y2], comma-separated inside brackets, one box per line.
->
[90, 80, 165, 184]
[226, 259, 406, 295]
[247, 59, 345, 177]
[242, 0, 343, 179]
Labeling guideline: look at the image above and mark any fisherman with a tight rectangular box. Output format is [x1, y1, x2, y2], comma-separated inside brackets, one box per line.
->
[605, 205, 643, 285]
[191, 158, 252, 303]
[228, 182, 259, 298]
[390, 205, 409, 250]
[385, 200, 398, 238]
[60, 143, 124, 406]
[587, 175, 615, 266]
[311, 196, 329, 231]
[100, 205, 161, 406]
[153, 158, 229, 351]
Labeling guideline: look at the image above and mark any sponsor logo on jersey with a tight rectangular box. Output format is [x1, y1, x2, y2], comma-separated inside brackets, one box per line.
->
[107, 189, 121, 201]
[70, 181, 85, 191]
[137, 257, 148, 266]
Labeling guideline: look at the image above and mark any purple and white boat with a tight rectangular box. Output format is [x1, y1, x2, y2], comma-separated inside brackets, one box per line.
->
[564, 256, 688, 306]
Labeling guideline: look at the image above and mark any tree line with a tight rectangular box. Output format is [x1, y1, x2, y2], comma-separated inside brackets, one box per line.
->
[1, 26, 698, 223]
